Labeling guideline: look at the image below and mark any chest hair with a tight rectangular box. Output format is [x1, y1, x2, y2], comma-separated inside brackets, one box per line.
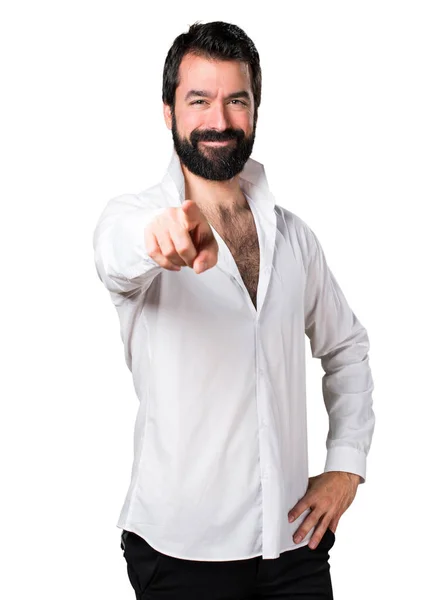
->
[206, 206, 260, 308]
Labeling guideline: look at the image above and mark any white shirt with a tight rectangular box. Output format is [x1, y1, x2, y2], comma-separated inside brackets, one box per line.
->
[93, 147, 375, 561]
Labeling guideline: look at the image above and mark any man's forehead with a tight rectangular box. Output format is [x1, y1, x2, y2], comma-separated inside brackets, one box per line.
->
[177, 53, 251, 91]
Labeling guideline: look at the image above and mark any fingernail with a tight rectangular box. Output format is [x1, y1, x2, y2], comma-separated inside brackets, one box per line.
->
[198, 261, 207, 273]
[288, 515, 294, 522]
[294, 534, 302, 543]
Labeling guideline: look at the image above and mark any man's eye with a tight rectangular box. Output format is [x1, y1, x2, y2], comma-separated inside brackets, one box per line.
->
[190, 99, 247, 106]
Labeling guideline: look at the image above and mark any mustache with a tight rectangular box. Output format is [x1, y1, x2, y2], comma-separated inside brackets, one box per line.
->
[191, 129, 244, 144]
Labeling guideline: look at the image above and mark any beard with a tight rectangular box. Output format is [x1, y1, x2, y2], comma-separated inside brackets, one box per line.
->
[171, 111, 256, 181]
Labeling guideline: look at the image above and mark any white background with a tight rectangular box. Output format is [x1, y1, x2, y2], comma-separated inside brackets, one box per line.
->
[1, 1, 438, 598]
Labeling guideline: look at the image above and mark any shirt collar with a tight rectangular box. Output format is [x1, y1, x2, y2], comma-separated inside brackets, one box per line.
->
[161, 146, 276, 210]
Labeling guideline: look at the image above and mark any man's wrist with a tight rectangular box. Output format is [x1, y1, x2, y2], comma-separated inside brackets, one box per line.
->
[333, 470, 362, 485]
[345, 472, 361, 485]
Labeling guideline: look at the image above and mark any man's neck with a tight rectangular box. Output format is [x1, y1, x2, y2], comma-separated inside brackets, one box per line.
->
[181, 161, 248, 216]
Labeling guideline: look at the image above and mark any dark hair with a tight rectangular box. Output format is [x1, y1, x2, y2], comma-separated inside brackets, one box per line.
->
[162, 21, 262, 124]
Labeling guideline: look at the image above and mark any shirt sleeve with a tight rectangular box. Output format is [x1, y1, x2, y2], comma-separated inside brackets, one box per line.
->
[304, 226, 375, 484]
[93, 193, 167, 298]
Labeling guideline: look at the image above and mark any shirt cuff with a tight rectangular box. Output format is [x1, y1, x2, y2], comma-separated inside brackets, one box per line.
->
[324, 445, 367, 484]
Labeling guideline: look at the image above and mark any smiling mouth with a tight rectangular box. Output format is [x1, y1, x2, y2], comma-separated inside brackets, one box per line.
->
[200, 140, 235, 146]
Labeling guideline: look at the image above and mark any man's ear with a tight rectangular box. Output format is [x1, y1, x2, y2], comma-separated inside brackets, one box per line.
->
[163, 103, 173, 130]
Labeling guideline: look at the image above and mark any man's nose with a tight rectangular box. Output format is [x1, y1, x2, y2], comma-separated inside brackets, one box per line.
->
[205, 102, 229, 131]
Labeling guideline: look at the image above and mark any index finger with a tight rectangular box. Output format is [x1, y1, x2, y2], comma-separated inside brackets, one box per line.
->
[180, 200, 205, 229]
[169, 221, 198, 268]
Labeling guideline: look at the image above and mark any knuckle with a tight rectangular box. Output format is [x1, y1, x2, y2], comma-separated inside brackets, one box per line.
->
[176, 241, 192, 255]
[162, 247, 175, 259]
[146, 244, 160, 258]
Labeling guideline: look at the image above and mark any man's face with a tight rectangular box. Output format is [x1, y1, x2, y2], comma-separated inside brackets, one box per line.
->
[164, 53, 256, 181]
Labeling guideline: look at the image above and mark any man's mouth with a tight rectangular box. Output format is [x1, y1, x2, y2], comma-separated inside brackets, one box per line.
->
[199, 140, 235, 146]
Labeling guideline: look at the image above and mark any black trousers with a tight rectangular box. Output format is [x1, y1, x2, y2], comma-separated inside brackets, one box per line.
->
[120, 528, 335, 599]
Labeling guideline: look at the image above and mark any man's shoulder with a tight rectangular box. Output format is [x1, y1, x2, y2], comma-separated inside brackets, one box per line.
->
[96, 181, 169, 227]
[275, 204, 314, 239]
[136, 180, 168, 207]
[273, 204, 321, 264]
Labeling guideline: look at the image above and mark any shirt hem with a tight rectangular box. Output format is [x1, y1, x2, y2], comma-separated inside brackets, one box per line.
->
[117, 523, 310, 561]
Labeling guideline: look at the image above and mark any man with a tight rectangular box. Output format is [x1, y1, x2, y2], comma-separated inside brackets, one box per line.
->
[93, 20, 375, 600]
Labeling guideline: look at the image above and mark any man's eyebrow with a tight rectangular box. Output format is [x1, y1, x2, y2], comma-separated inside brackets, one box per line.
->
[184, 90, 251, 102]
